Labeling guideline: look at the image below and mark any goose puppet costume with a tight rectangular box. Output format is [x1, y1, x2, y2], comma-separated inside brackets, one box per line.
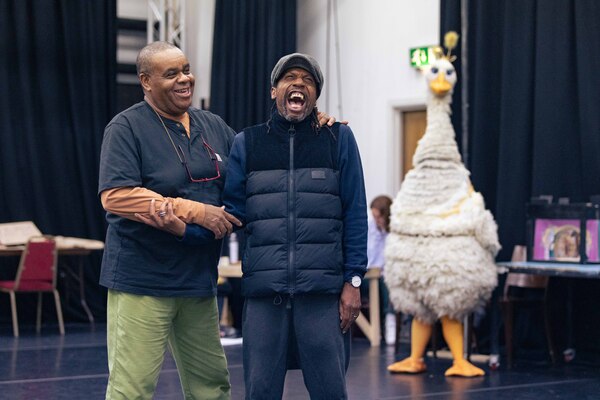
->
[385, 45, 500, 377]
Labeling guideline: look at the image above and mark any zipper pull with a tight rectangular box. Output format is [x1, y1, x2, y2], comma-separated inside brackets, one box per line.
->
[288, 125, 296, 136]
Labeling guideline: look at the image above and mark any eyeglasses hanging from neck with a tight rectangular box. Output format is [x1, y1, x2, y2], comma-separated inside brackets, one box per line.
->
[152, 108, 221, 183]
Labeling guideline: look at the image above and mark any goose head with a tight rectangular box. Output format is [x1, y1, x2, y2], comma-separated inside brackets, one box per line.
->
[426, 58, 457, 98]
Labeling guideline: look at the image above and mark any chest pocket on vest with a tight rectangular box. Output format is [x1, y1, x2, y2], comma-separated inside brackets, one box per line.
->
[311, 169, 326, 179]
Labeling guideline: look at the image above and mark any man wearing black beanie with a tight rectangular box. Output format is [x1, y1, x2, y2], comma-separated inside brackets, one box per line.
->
[224, 53, 367, 399]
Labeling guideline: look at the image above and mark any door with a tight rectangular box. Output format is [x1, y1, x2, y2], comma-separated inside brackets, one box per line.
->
[402, 110, 427, 179]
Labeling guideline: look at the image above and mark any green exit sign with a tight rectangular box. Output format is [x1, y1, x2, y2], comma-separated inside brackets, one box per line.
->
[409, 46, 436, 68]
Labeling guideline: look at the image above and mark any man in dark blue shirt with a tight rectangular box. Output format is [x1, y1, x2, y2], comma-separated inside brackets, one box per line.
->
[99, 41, 242, 400]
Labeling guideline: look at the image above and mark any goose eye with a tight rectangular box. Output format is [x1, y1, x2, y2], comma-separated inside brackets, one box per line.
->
[446, 70, 454, 76]
[431, 67, 439, 74]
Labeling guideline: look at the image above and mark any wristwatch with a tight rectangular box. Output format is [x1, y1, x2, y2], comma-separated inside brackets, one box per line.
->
[350, 276, 362, 288]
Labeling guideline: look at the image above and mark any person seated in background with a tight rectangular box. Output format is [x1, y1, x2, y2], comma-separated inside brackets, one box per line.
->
[364, 195, 395, 344]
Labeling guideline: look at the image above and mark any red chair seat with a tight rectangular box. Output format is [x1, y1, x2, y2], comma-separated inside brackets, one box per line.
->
[0, 280, 54, 291]
[0, 236, 65, 337]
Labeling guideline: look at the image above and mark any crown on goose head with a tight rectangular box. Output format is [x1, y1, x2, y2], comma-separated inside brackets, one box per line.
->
[433, 31, 459, 62]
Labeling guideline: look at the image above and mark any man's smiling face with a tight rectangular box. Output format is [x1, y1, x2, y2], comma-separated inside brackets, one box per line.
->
[271, 68, 318, 123]
[140, 47, 195, 118]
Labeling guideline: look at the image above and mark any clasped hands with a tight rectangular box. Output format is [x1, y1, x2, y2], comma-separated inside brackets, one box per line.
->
[137, 198, 360, 334]
[135, 199, 241, 239]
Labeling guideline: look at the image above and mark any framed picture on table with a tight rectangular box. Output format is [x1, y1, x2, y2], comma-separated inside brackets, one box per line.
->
[527, 203, 600, 264]
[531, 218, 599, 263]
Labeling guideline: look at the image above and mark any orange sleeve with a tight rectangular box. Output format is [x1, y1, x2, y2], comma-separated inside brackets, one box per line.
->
[100, 187, 206, 225]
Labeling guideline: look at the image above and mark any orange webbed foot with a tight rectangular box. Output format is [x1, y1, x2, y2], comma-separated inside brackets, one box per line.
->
[387, 357, 427, 374]
[444, 359, 485, 377]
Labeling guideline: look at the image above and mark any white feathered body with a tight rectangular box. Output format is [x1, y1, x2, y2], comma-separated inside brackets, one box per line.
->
[385, 61, 500, 323]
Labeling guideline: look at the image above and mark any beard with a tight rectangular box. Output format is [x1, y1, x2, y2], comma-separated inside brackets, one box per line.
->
[277, 100, 313, 123]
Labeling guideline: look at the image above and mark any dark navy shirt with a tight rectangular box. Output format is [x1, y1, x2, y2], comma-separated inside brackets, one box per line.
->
[98, 101, 235, 297]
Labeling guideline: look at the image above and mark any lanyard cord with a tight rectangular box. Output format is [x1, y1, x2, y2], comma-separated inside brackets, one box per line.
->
[148, 105, 221, 183]
[151, 107, 185, 164]
[149, 105, 215, 168]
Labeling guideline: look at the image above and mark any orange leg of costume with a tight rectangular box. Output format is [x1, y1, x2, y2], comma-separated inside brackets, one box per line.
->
[387, 318, 430, 374]
[441, 316, 485, 377]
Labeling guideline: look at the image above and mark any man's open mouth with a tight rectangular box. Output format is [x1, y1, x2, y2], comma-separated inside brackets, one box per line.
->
[287, 91, 305, 112]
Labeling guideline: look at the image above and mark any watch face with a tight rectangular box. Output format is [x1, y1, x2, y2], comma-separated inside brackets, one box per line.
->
[351, 276, 361, 287]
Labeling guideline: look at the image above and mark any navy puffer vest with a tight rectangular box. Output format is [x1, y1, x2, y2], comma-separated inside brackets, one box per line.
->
[241, 112, 344, 297]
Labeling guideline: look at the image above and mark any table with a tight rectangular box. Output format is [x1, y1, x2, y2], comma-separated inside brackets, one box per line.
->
[0, 236, 104, 323]
[492, 261, 600, 364]
[355, 268, 382, 347]
[217, 259, 383, 347]
[217, 258, 243, 278]
[497, 261, 600, 279]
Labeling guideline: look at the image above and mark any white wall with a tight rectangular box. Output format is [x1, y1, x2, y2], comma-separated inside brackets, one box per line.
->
[117, 0, 147, 19]
[297, 0, 439, 203]
[117, 0, 215, 108]
[184, 0, 216, 108]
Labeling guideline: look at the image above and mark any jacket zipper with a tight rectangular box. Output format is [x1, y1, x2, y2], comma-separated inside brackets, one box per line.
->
[287, 125, 296, 301]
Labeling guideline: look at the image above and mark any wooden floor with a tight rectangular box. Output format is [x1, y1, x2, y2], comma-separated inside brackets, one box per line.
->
[0, 323, 599, 399]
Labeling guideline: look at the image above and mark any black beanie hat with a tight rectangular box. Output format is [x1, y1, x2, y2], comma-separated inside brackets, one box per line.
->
[270, 53, 324, 98]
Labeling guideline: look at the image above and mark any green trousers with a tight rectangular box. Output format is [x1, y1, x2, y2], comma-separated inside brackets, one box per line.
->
[105, 290, 231, 400]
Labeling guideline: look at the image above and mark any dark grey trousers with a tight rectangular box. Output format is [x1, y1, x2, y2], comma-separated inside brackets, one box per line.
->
[243, 294, 350, 400]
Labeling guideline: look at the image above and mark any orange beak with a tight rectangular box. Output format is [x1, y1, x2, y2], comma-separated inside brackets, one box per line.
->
[430, 72, 452, 97]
